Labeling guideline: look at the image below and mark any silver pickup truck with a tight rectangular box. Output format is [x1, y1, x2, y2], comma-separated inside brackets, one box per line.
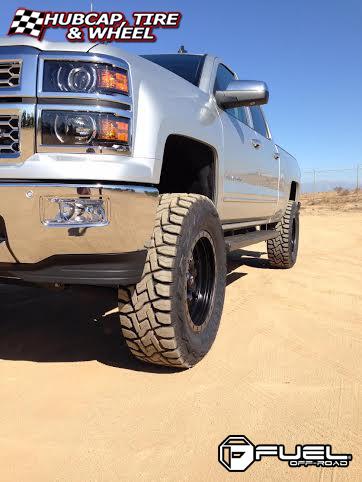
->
[0, 37, 300, 368]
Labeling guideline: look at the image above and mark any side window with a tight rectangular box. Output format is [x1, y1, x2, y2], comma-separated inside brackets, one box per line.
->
[214, 64, 235, 92]
[249, 106, 269, 138]
[235, 107, 248, 125]
[214, 64, 249, 126]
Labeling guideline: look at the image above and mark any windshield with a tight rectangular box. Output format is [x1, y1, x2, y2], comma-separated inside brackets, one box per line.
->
[141, 54, 206, 86]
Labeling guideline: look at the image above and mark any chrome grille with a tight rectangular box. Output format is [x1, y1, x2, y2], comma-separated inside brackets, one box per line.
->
[0, 115, 19, 154]
[0, 61, 21, 87]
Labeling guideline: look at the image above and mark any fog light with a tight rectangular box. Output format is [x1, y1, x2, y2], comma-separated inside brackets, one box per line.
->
[59, 201, 75, 221]
[42, 198, 109, 227]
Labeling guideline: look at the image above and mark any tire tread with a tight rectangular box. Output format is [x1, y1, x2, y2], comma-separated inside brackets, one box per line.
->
[118, 194, 216, 368]
[267, 200, 299, 269]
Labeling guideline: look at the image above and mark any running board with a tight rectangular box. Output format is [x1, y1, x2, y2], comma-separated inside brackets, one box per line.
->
[225, 230, 278, 252]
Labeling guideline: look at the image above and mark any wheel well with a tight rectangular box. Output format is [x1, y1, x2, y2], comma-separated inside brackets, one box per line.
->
[289, 181, 299, 201]
[158, 135, 216, 200]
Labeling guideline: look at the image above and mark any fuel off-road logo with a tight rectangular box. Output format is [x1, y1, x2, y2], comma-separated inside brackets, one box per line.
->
[218, 435, 352, 472]
[8, 8, 181, 42]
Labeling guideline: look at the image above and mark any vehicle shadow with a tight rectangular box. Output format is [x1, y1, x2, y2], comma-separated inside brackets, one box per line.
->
[0, 248, 270, 372]
[0, 282, 177, 373]
[226, 248, 270, 286]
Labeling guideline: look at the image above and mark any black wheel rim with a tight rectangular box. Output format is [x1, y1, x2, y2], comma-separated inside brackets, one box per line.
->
[186, 231, 216, 331]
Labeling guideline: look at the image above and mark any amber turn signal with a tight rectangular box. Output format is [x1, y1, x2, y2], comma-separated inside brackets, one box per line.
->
[99, 118, 129, 143]
[97, 66, 128, 94]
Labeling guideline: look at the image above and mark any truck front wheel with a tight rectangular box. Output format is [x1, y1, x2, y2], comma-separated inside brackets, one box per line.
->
[267, 200, 300, 268]
[118, 194, 226, 368]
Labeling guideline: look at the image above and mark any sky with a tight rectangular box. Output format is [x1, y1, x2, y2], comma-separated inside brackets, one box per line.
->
[0, 0, 361, 172]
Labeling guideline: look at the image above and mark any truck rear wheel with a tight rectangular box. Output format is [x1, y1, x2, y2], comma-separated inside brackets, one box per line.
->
[267, 200, 300, 268]
[118, 194, 226, 368]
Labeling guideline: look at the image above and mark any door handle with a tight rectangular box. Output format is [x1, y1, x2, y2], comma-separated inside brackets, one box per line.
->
[251, 139, 261, 149]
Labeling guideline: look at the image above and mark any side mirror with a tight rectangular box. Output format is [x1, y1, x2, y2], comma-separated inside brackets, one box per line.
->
[215, 80, 269, 109]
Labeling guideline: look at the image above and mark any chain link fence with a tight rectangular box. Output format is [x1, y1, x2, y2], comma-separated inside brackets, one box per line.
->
[301, 165, 361, 194]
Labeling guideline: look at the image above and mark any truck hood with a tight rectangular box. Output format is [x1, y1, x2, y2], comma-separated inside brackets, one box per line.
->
[0, 35, 142, 67]
[0, 35, 95, 52]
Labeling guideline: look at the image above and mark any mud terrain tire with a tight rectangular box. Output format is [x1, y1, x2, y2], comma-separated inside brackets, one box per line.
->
[267, 200, 300, 268]
[118, 194, 226, 368]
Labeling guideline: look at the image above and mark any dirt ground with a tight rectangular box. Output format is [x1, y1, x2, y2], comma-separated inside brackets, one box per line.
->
[0, 210, 361, 481]
[301, 189, 362, 212]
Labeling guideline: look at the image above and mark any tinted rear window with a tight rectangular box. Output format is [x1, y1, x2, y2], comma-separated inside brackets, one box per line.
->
[141, 54, 205, 86]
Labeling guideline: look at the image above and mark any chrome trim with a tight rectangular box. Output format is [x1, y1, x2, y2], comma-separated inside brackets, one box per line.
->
[0, 183, 159, 263]
[36, 104, 132, 155]
[0, 114, 19, 154]
[215, 80, 269, 109]
[222, 219, 270, 230]
[0, 104, 35, 164]
[0, 182, 158, 191]
[39, 97, 131, 111]
[223, 196, 276, 203]
[37, 52, 132, 107]
[0, 46, 39, 97]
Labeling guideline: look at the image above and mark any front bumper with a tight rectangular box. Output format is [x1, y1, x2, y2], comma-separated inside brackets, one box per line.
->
[0, 182, 158, 266]
[0, 252, 147, 286]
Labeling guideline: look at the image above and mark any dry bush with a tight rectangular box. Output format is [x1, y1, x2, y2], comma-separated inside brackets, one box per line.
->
[301, 189, 361, 212]
[334, 187, 350, 196]
[340, 189, 350, 196]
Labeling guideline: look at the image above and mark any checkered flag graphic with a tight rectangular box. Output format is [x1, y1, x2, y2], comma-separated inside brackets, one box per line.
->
[8, 9, 45, 39]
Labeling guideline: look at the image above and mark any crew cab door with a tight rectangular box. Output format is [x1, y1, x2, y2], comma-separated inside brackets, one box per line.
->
[246, 105, 280, 216]
[213, 63, 279, 223]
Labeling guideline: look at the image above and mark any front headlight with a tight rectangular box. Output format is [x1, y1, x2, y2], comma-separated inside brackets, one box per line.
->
[41, 111, 130, 146]
[43, 60, 129, 95]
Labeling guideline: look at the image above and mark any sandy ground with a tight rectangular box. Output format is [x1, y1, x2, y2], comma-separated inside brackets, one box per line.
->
[0, 211, 361, 481]
[301, 189, 362, 212]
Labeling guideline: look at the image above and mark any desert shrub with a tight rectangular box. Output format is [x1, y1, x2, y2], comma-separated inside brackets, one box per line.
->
[334, 187, 349, 196]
